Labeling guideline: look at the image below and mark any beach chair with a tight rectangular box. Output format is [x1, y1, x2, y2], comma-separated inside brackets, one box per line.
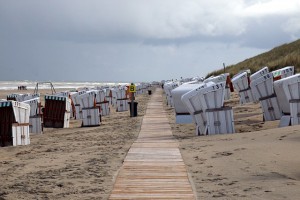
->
[23, 98, 43, 134]
[181, 83, 208, 135]
[248, 67, 269, 102]
[111, 88, 118, 107]
[171, 83, 203, 124]
[0, 101, 30, 146]
[272, 66, 294, 81]
[105, 88, 113, 105]
[274, 74, 300, 126]
[95, 90, 110, 116]
[43, 95, 71, 128]
[78, 91, 97, 109]
[281, 74, 300, 126]
[232, 71, 254, 104]
[198, 82, 235, 135]
[71, 90, 86, 120]
[115, 88, 129, 112]
[77, 91, 100, 127]
[250, 73, 281, 121]
[164, 82, 178, 107]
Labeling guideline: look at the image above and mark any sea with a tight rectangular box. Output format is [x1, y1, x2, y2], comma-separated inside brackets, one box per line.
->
[0, 80, 129, 90]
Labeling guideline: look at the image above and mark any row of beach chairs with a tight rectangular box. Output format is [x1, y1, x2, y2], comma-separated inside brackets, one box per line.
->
[164, 66, 298, 136]
[0, 83, 152, 147]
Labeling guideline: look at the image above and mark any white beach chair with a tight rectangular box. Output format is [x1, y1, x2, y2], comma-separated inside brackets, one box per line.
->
[22, 97, 43, 134]
[71, 90, 86, 120]
[250, 72, 281, 121]
[281, 74, 300, 125]
[95, 90, 110, 116]
[171, 83, 203, 124]
[114, 88, 129, 112]
[198, 82, 235, 135]
[232, 71, 254, 104]
[164, 82, 178, 107]
[272, 66, 294, 81]
[181, 83, 208, 135]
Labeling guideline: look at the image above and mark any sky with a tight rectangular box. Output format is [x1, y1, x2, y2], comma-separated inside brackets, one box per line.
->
[0, 0, 300, 82]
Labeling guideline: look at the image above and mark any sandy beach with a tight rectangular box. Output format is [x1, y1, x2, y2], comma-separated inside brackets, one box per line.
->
[0, 88, 151, 200]
[164, 90, 300, 199]
[0, 87, 299, 199]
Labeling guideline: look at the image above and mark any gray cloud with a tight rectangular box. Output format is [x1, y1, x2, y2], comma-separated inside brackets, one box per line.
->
[0, 0, 299, 82]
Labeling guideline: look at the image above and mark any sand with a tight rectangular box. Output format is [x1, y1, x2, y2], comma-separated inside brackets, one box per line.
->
[0, 87, 299, 199]
[0, 89, 150, 200]
[164, 90, 300, 199]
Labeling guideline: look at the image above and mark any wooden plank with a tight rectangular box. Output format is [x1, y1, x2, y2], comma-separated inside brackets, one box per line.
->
[108, 88, 195, 200]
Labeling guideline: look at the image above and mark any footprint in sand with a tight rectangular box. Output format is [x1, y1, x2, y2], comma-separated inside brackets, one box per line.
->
[234, 148, 247, 151]
[211, 151, 233, 158]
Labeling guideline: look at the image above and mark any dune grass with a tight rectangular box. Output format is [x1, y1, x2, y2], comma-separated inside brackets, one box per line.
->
[206, 39, 300, 78]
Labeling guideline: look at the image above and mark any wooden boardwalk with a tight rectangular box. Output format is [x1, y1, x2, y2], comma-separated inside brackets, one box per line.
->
[109, 88, 195, 200]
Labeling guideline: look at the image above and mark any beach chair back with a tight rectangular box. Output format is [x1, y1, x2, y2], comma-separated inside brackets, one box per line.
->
[250, 72, 274, 101]
[250, 66, 269, 82]
[198, 82, 225, 110]
[232, 72, 249, 92]
[272, 66, 294, 81]
[22, 98, 40, 117]
[78, 91, 96, 109]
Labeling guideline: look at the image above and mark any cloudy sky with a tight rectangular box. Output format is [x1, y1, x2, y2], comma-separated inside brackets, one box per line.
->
[0, 0, 299, 82]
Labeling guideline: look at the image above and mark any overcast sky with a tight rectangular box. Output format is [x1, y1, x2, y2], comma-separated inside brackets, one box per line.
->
[0, 0, 299, 82]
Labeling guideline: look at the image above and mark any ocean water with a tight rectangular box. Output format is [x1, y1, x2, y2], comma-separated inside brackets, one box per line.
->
[0, 81, 129, 90]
